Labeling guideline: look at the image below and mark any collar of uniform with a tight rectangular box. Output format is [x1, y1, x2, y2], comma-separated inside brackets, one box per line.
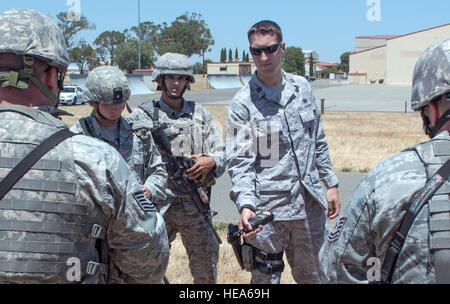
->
[157, 97, 195, 119]
[250, 70, 299, 108]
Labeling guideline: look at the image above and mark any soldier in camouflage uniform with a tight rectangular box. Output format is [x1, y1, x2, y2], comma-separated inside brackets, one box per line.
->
[70, 66, 168, 211]
[127, 53, 226, 283]
[226, 20, 341, 284]
[0, 8, 169, 284]
[318, 38, 450, 284]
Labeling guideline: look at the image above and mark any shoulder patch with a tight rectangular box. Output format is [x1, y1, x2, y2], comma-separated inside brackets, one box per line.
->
[133, 191, 156, 212]
[328, 216, 347, 242]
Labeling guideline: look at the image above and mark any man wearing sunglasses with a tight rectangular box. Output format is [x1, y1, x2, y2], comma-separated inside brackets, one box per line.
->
[226, 20, 341, 284]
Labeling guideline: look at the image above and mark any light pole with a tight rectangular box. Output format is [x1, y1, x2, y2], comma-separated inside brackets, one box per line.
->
[138, 0, 141, 69]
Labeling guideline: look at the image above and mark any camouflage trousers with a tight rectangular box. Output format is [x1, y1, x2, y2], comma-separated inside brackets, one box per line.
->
[164, 196, 220, 284]
[245, 196, 327, 284]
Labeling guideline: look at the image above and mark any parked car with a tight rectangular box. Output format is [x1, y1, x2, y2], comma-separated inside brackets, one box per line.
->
[59, 85, 84, 105]
[304, 75, 316, 82]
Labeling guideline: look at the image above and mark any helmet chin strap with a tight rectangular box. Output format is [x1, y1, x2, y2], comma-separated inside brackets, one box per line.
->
[93, 103, 119, 124]
[421, 107, 450, 138]
[160, 75, 188, 100]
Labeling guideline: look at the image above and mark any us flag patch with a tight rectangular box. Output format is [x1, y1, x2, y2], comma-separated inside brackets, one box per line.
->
[133, 191, 156, 212]
[328, 217, 347, 242]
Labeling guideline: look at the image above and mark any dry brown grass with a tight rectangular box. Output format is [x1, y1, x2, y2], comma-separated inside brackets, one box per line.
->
[165, 229, 295, 284]
[59, 104, 429, 284]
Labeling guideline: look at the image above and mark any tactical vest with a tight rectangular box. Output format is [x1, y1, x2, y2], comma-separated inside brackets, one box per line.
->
[404, 135, 450, 283]
[0, 106, 108, 283]
[138, 101, 215, 196]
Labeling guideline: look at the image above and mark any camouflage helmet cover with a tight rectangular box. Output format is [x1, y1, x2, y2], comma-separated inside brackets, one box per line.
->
[152, 52, 195, 83]
[0, 9, 69, 72]
[84, 66, 131, 104]
[411, 38, 450, 111]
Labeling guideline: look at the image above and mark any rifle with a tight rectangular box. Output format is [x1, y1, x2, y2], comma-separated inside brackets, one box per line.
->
[151, 123, 222, 244]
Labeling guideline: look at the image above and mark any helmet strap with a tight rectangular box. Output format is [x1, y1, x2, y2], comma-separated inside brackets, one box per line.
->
[421, 107, 450, 138]
[0, 56, 62, 106]
[160, 75, 188, 100]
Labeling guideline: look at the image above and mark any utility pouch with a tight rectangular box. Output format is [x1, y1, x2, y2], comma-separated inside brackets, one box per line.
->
[241, 244, 255, 271]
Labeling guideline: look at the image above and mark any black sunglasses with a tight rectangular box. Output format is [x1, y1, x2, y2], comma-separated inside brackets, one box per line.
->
[249, 42, 281, 56]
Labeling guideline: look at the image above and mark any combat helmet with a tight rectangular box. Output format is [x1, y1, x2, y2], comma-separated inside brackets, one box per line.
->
[152, 53, 194, 99]
[0, 9, 69, 105]
[84, 66, 131, 104]
[411, 38, 450, 137]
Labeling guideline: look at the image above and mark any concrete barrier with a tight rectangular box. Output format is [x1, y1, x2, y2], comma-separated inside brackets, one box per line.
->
[207, 74, 243, 89]
[68, 73, 154, 95]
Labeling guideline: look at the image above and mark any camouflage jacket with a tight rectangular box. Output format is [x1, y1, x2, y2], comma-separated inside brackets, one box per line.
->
[226, 70, 338, 220]
[319, 131, 450, 284]
[0, 105, 169, 283]
[70, 112, 167, 202]
[127, 98, 226, 198]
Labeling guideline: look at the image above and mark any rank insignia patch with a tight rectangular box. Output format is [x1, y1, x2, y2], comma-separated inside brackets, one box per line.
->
[133, 191, 156, 212]
[328, 216, 347, 242]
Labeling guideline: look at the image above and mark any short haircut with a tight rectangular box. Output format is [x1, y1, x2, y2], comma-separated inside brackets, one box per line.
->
[247, 20, 283, 44]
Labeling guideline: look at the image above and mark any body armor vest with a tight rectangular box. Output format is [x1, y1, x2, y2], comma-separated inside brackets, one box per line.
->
[138, 101, 215, 196]
[404, 134, 450, 283]
[0, 106, 107, 283]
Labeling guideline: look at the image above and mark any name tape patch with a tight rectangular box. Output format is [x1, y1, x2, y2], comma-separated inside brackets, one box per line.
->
[328, 216, 347, 242]
[133, 191, 156, 212]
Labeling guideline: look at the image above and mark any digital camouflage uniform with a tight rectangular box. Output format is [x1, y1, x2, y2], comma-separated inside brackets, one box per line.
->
[226, 70, 338, 284]
[127, 53, 226, 284]
[319, 38, 450, 284]
[69, 66, 168, 207]
[0, 9, 169, 284]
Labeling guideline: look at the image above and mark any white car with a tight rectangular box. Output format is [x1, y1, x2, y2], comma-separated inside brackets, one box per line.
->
[59, 86, 84, 105]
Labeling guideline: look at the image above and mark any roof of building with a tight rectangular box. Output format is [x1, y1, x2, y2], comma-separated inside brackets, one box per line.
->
[356, 35, 399, 39]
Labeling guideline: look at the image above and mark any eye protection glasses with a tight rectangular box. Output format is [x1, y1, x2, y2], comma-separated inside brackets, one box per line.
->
[249, 42, 281, 56]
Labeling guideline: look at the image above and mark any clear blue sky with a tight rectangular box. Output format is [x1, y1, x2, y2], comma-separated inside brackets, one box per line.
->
[2, 0, 449, 64]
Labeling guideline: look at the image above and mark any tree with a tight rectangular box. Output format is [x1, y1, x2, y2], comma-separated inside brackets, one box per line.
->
[94, 31, 126, 66]
[115, 39, 155, 73]
[235, 48, 239, 61]
[69, 40, 97, 74]
[309, 53, 314, 77]
[154, 13, 214, 58]
[338, 51, 351, 73]
[220, 48, 227, 62]
[56, 12, 95, 50]
[282, 46, 305, 75]
[228, 49, 233, 62]
[242, 50, 246, 62]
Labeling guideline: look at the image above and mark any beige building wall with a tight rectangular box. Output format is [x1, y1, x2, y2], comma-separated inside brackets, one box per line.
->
[207, 62, 257, 75]
[349, 45, 387, 84]
[355, 38, 389, 52]
[207, 63, 240, 75]
[386, 24, 450, 85]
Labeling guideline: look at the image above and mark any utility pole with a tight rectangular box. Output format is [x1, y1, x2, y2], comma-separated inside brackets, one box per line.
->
[138, 0, 141, 69]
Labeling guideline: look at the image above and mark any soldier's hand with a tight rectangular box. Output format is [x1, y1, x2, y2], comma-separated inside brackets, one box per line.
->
[239, 207, 263, 238]
[185, 155, 215, 183]
[326, 186, 341, 220]
[141, 185, 152, 200]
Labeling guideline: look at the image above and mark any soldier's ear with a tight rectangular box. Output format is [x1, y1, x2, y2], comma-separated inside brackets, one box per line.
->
[428, 99, 441, 127]
[43, 66, 59, 95]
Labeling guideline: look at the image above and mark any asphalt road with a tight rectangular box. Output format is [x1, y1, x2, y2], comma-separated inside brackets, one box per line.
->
[129, 80, 412, 112]
[209, 171, 366, 228]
